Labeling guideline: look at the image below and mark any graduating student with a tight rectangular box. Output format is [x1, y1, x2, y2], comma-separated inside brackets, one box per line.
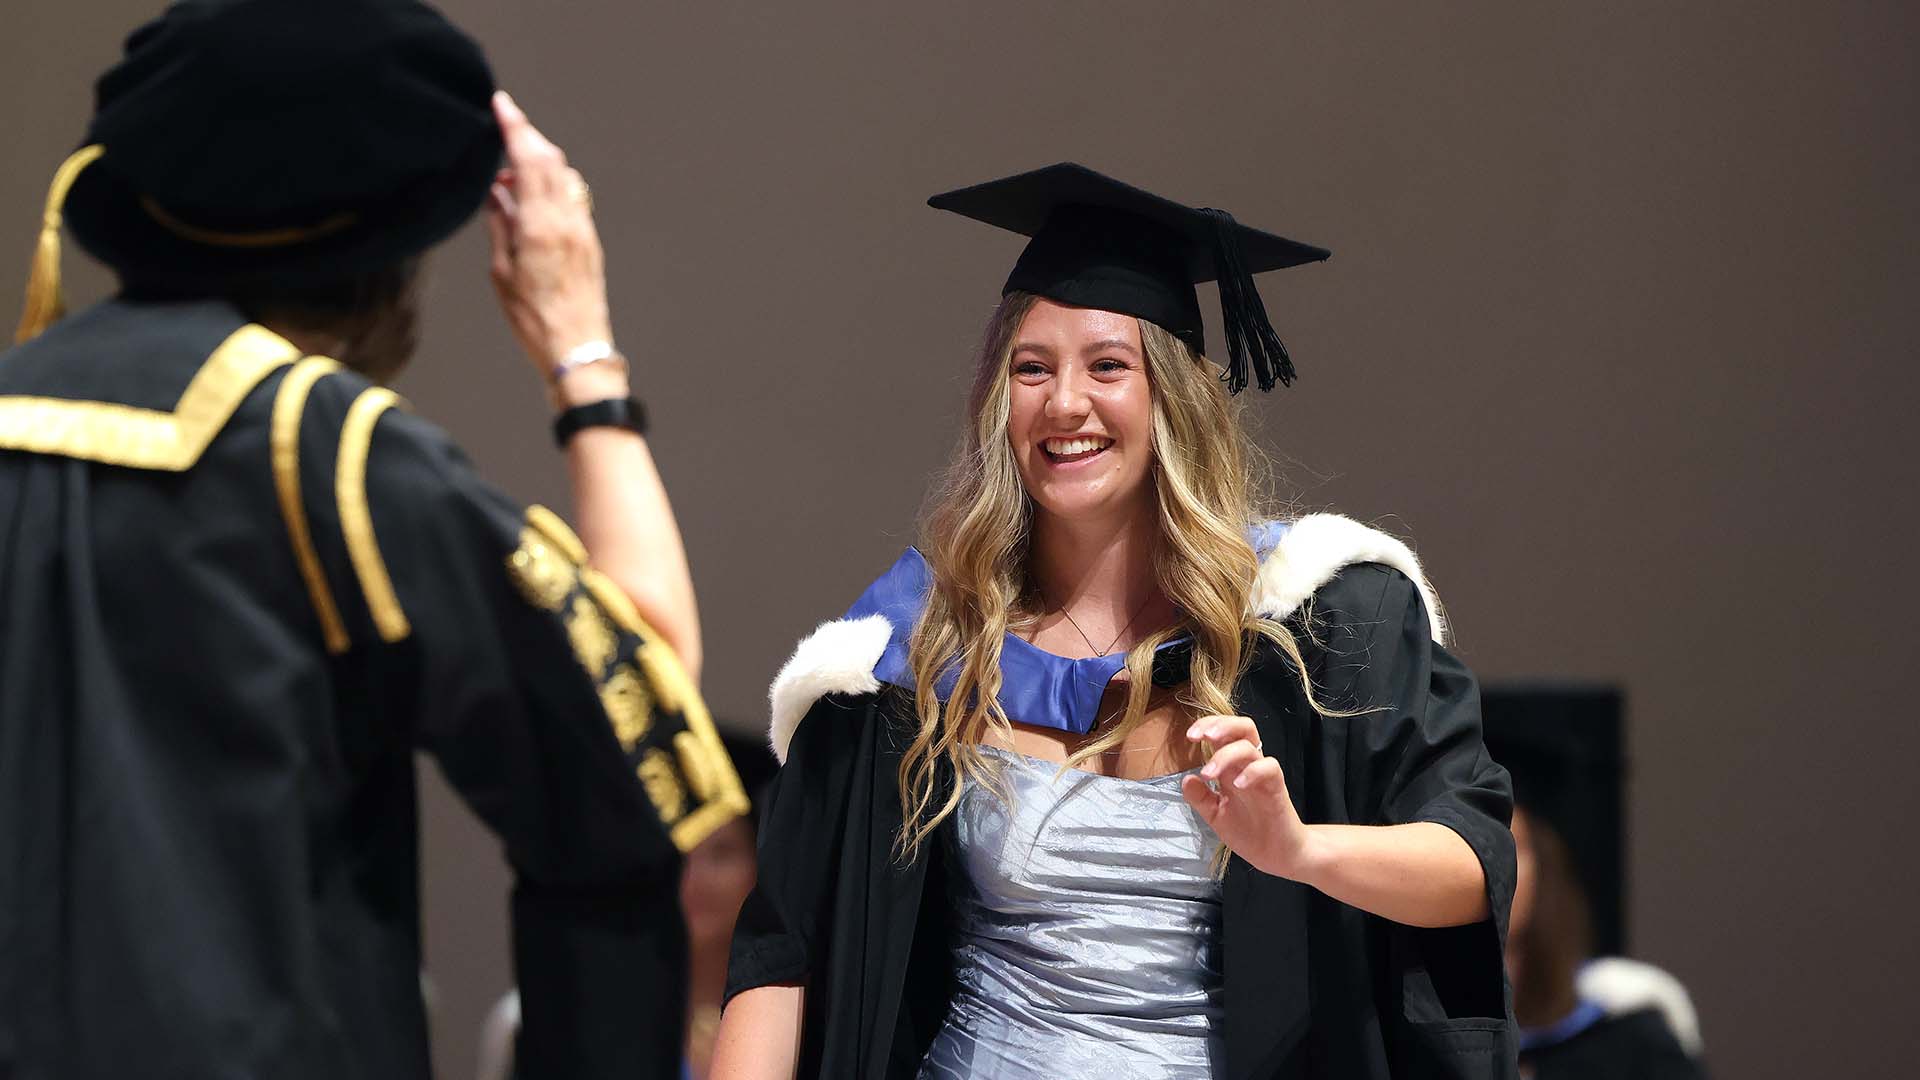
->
[0, 2, 744, 1077]
[714, 164, 1518, 1079]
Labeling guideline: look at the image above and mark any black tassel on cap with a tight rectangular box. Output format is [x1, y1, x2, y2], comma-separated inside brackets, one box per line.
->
[1203, 207, 1297, 395]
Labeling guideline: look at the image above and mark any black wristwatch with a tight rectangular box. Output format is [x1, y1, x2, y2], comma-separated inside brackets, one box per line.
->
[552, 396, 648, 447]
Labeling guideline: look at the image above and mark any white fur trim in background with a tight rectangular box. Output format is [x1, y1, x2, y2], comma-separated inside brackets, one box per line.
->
[767, 613, 892, 762]
[1577, 957, 1706, 1058]
[1251, 513, 1448, 644]
[475, 989, 520, 1080]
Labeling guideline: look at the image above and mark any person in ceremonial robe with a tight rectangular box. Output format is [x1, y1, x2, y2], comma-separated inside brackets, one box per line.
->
[0, 2, 744, 1077]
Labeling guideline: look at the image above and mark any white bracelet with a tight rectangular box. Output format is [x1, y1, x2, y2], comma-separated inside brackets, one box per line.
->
[549, 340, 625, 382]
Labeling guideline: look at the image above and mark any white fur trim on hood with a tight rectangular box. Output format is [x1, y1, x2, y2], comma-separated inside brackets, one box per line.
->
[765, 514, 1443, 762]
[1577, 957, 1706, 1058]
[1251, 513, 1448, 644]
[766, 613, 892, 763]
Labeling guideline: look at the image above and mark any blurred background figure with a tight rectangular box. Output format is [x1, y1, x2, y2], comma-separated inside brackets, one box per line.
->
[1484, 688, 1705, 1080]
[1510, 807, 1703, 1079]
[478, 731, 779, 1080]
[681, 734, 781, 1079]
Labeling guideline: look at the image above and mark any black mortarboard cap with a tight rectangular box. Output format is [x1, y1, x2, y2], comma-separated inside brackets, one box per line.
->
[929, 163, 1330, 394]
[18, 0, 503, 340]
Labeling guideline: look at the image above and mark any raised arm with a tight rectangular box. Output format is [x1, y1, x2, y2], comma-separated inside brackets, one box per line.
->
[483, 90, 701, 681]
[1183, 714, 1490, 927]
[1181, 563, 1512, 932]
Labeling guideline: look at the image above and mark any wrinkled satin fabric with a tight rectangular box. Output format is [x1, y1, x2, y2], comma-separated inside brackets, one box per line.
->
[919, 745, 1224, 1079]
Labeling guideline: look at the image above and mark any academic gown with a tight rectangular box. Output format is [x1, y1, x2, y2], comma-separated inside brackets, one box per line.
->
[1520, 1009, 1703, 1080]
[1519, 960, 1707, 1080]
[728, 522, 1519, 1079]
[0, 298, 746, 1079]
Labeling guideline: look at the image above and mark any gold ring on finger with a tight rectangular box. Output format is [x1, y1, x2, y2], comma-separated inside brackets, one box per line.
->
[566, 178, 593, 210]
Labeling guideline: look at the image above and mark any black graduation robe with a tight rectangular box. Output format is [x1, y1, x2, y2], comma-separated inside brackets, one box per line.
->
[1519, 958, 1708, 1080]
[1521, 1009, 1704, 1080]
[0, 298, 747, 1079]
[729, 519, 1519, 1079]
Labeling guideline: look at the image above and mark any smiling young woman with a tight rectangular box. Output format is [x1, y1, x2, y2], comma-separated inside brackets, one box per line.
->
[712, 165, 1518, 1080]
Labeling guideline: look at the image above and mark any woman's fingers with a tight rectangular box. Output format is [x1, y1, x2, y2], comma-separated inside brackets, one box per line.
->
[490, 91, 596, 253]
[1200, 739, 1264, 788]
[1179, 712, 1308, 878]
[487, 88, 614, 371]
[1187, 714, 1265, 785]
[484, 191, 514, 284]
[559, 167, 593, 220]
[1232, 756, 1286, 794]
[1180, 774, 1225, 822]
[493, 91, 564, 197]
[490, 178, 520, 220]
[1187, 714, 1260, 751]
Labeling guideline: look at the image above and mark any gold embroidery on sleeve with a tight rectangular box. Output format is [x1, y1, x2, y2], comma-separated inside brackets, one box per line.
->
[599, 662, 656, 752]
[575, 566, 644, 630]
[0, 323, 298, 470]
[504, 509, 750, 852]
[270, 356, 348, 654]
[646, 640, 751, 852]
[576, 568, 689, 715]
[335, 387, 411, 642]
[675, 731, 722, 803]
[636, 748, 687, 824]
[564, 595, 617, 678]
[506, 529, 576, 611]
[576, 568, 753, 851]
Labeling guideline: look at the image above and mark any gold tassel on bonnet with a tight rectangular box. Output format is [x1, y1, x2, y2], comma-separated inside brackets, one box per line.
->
[16, 144, 105, 344]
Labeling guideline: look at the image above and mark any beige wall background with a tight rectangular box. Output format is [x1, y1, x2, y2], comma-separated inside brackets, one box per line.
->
[6, 2, 1916, 1077]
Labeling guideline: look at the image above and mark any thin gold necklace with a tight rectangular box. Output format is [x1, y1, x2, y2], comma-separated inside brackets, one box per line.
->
[1052, 592, 1156, 658]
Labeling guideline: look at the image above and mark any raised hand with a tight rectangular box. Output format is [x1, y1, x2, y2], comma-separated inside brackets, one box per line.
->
[484, 90, 617, 392]
[1180, 714, 1313, 879]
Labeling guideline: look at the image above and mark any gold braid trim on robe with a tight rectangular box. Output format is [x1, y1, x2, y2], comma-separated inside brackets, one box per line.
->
[0, 324, 297, 469]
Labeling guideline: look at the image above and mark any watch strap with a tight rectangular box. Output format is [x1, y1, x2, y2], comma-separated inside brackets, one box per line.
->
[553, 396, 648, 447]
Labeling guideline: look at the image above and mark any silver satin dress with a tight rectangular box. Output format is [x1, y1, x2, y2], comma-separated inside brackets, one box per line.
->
[918, 744, 1224, 1079]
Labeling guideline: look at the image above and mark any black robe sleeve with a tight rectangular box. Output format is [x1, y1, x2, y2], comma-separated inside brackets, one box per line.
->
[727, 689, 950, 1078]
[726, 693, 869, 996]
[295, 379, 748, 1077]
[1308, 563, 1517, 1073]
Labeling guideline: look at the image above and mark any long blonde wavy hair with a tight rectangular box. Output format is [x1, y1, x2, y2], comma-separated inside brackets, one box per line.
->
[894, 291, 1326, 861]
